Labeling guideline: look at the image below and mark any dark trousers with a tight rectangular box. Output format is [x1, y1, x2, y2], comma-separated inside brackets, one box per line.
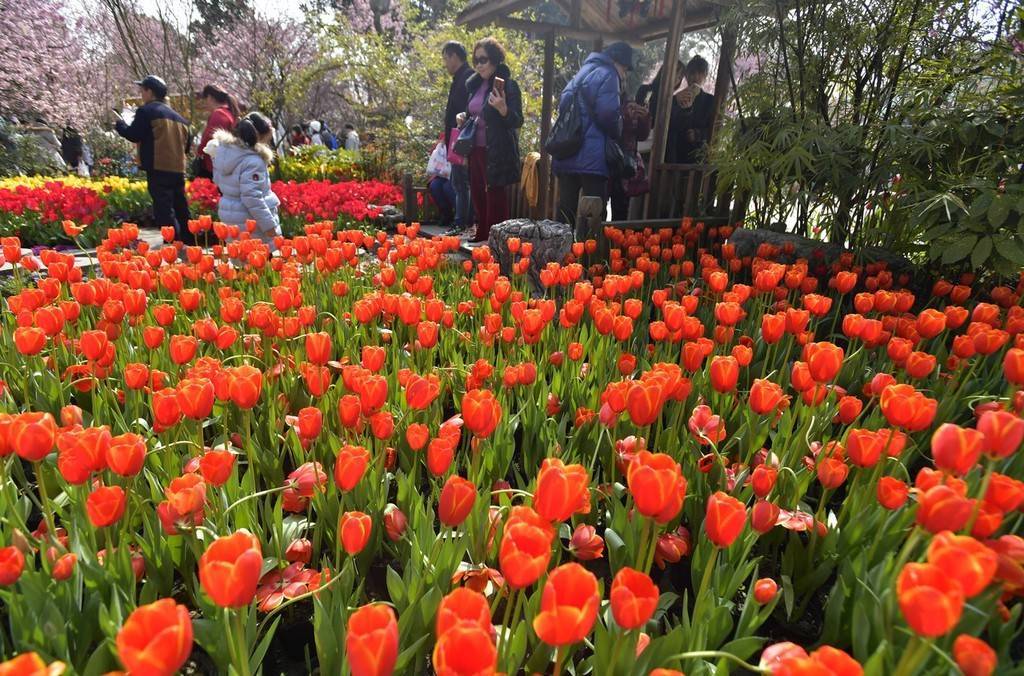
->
[609, 177, 629, 221]
[558, 173, 607, 233]
[450, 163, 472, 228]
[428, 176, 456, 226]
[147, 172, 193, 244]
[468, 146, 508, 242]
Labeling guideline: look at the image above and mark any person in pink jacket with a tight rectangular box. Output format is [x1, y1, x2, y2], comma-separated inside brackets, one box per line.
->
[196, 84, 240, 178]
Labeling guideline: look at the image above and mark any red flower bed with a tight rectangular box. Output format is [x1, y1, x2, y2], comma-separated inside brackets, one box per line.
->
[0, 218, 1020, 675]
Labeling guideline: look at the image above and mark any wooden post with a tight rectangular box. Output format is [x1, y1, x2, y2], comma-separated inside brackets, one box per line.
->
[709, 27, 737, 147]
[402, 172, 415, 224]
[645, 0, 687, 219]
[538, 31, 556, 219]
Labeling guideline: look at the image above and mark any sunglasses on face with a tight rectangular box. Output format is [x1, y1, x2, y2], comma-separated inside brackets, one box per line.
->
[473, 56, 490, 65]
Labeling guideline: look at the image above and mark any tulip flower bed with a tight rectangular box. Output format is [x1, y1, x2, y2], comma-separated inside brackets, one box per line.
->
[0, 177, 403, 248]
[0, 217, 1022, 676]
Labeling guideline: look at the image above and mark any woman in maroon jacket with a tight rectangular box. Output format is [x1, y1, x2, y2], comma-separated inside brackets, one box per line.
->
[196, 84, 240, 178]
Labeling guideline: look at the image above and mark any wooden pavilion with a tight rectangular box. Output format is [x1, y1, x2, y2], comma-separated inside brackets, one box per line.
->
[454, 0, 743, 231]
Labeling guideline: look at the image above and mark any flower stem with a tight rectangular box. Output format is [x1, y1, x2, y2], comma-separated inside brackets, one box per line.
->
[664, 650, 769, 673]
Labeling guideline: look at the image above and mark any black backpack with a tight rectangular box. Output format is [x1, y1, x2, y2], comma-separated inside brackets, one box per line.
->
[544, 89, 584, 160]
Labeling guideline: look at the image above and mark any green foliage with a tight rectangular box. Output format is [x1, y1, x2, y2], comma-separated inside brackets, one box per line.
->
[715, 0, 1024, 277]
[320, 8, 553, 180]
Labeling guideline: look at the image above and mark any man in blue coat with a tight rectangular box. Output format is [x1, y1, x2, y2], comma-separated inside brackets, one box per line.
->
[553, 42, 632, 231]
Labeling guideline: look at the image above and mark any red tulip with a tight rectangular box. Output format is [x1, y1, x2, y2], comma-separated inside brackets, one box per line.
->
[876, 477, 909, 510]
[296, 406, 323, 439]
[749, 379, 785, 415]
[14, 327, 46, 355]
[334, 444, 370, 492]
[86, 485, 126, 527]
[339, 511, 372, 555]
[198, 531, 262, 608]
[0, 546, 25, 586]
[977, 410, 1024, 458]
[462, 389, 501, 437]
[931, 423, 984, 476]
[228, 365, 263, 409]
[499, 506, 555, 589]
[753, 578, 778, 604]
[383, 504, 408, 542]
[897, 562, 964, 637]
[438, 475, 476, 527]
[176, 378, 214, 420]
[305, 332, 332, 365]
[916, 485, 973, 534]
[533, 458, 590, 523]
[751, 500, 781, 534]
[431, 624, 496, 676]
[525, 559, 603, 649]
[116, 598, 194, 676]
[199, 449, 235, 487]
[705, 491, 746, 547]
[107, 432, 147, 477]
[346, 603, 398, 676]
[627, 451, 686, 523]
[926, 530, 997, 597]
[610, 567, 658, 629]
[750, 465, 777, 498]
[9, 412, 56, 462]
[953, 634, 997, 676]
[568, 524, 604, 561]
[709, 355, 739, 393]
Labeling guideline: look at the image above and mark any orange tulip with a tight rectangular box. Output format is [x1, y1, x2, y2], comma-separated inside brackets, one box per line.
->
[876, 477, 909, 510]
[627, 451, 687, 524]
[198, 531, 262, 608]
[438, 475, 477, 527]
[753, 578, 779, 604]
[803, 342, 844, 382]
[176, 378, 214, 420]
[626, 380, 664, 426]
[116, 598, 193, 676]
[339, 511, 372, 555]
[334, 444, 370, 492]
[0, 652, 65, 676]
[978, 410, 1024, 458]
[432, 624, 497, 676]
[499, 506, 554, 588]
[1004, 348, 1024, 384]
[305, 332, 332, 365]
[709, 355, 739, 393]
[152, 388, 182, 428]
[10, 412, 56, 462]
[56, 425, 110, 484]
[228, 365, 263, 409]
[916, 484, 974, 534]
[346, 603, 398, 676]
[436, 587, 491, 636]
[13, 327, 46, 355]
[461, 389, 501, 437]
[897, 562, 964, 637]
[953, 634, 997, 676]
[705, 491, 746, 547]
[199, 449, 235, 487]
[533, 458, 590, 523]
[880, 384, 937, 431]
[749, 379, 785, 415]
[533, 563, 600, 646]
[610, 567, 658, 629]
[86, 484, 126, 528]
[750, 465, 777, 498]
[168, 334, 198, 365]
[931, 423, 984, 476]
[0, 546, 25, 586]
[926, 531, 997, 597]
[845, 428, 884, 468]
[107, 432, 147, 477]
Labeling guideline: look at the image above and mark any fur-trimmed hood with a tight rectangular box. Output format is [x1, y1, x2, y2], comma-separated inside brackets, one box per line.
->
[204, 128, 274, 169]
[466, 62, 512, 94]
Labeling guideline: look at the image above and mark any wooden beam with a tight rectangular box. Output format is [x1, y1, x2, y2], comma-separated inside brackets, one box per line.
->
[457, 0, 537, 27]
[486, 16, 624, 42]
[645, 0, 687, 218]
[538, 32, 556, 219]
[638, 10, 720, 41]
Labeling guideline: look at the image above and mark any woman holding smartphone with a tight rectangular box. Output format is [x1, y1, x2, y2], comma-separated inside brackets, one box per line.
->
[458, 36, 523, 243]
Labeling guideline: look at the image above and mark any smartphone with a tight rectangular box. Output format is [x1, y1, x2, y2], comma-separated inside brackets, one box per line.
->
[493, 78, 505, 96]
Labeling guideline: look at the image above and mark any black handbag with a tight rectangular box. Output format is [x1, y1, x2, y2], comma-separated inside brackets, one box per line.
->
[544, 90, 584, 160]
[605, 139, 636, 180]
[453, 118, 477, 158]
